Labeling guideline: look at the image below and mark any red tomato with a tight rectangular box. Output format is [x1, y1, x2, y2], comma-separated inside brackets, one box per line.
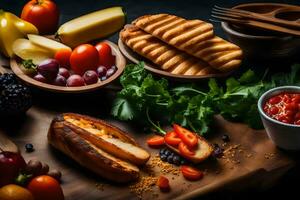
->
[156, 176, 170, 191]
[21, 0, 59, 34]
[70, 44, 99, 75]
[164, 131, 181, 147]
[54, 49, 72, 68]
[173, 124, 198, 148]
[178, 142, 195, 158]
[95, 42, 115, 69]
[27, 175, 64, 200]
[181, 165, 204, 181]
[146, 136, 165, 147]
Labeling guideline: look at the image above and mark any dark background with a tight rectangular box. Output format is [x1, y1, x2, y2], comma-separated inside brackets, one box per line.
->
[1, 0, 300, 199]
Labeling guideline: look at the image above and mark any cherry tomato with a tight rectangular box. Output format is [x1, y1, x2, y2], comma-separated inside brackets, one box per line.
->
[0, 184, 34, 200]
[173, 124, 198, 148]
[95, 42, 115, 69]
[164, 131, 181, 147]
[156, 176, 170, 191]
[146, 136, 165, 147]
[178, 142, 195, 159]
[181, 165, 204, 181]
[27, 175, 64, 200]
[21, 0, 59, 34]
[70, 44, 99, 75]
[54, 49, 72, 68]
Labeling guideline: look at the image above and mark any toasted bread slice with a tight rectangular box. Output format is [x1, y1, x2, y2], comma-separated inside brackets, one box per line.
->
[62, 113, 150, 166]
[48, 115, 140, 183]
[120, 25, 217, 76]
[133, 14, 242, 72]
[167, 136, 213, 163]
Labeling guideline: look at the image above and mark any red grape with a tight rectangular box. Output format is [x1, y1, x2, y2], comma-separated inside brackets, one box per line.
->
[33, 74, 47, 83]
[58, 68, 70, 79]
[67, 75, 85, 87]
[83, 70, 98, 85]
[53, 74, 67, 86]
[97, 66, 107, 78]
[37, 59, 59, 80]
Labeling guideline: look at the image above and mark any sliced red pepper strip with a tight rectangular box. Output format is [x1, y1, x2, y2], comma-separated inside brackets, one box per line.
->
[173, 124, 198, 148]
[164, 131, 181, 147]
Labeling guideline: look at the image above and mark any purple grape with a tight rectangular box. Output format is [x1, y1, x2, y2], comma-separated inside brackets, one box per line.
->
[37, 59, 59, 80]
[106, 68, 116, 78]
[58, 68, 70, 79]
[96, 66, 107, 78]
[33, 74, 47, 83]
[53, 74, 67, 86]
[67, 75, 85, 87]
[83, 70, 98, 85]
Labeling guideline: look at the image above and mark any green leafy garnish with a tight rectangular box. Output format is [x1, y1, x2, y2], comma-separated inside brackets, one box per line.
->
[111, 62, 300, 136]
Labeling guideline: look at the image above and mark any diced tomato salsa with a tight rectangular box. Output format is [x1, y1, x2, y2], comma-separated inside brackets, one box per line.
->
[264, 93, 300, 125]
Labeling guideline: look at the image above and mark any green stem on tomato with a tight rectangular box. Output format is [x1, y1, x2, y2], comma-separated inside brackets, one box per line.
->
[146, 107, 166, 135]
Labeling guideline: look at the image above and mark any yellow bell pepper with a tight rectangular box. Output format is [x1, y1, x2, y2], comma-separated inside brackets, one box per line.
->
[0, 10, 38, 57]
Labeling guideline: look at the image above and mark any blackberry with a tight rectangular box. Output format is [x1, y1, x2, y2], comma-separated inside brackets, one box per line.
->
[0, 84, 32, 115]
[0, 73, 19, 89]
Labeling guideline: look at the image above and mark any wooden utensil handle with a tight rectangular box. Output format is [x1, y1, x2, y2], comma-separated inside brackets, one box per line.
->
[0, 131, 19, 153]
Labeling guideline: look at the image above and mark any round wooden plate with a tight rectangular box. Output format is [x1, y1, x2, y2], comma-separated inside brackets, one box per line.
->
[10, 40, 126, 93]
[118, 38, 231, 81]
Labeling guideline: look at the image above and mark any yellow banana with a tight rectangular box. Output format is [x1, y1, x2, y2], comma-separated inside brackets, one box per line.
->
[57, 7, 125, 48]
[0, 10, 38, 57]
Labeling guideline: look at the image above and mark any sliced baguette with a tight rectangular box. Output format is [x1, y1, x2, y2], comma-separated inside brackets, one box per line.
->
[61, 113, 150, 166]
[48, 115, 140, 183]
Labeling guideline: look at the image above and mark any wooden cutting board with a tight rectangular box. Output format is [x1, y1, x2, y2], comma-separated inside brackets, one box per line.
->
[0, 56, 294, 199]
[0, 104, 294, 200]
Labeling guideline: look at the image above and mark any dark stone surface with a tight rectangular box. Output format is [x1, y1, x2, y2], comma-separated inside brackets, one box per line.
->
[1, 0, 300, 199]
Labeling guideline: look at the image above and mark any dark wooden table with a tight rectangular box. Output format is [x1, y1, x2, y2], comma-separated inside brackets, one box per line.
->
[1, 0, 300, 199]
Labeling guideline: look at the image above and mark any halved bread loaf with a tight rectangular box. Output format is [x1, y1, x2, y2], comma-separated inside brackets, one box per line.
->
[120, 25, 217, 76]
[133, 14, 243, 72]
[48, 113, 150, 183]
[63, 113, 150, 166]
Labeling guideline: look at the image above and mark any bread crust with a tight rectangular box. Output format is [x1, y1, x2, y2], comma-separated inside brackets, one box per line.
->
[47, 113, 149, 183]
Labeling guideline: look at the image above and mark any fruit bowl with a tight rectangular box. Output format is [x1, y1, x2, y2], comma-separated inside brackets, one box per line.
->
[10, 40, 126, 93]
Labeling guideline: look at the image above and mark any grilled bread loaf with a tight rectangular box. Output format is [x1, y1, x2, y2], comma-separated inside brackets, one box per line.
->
[133, 14, 242, 72]
[120, 25, 217, 76]
[48, 113, 150, 183]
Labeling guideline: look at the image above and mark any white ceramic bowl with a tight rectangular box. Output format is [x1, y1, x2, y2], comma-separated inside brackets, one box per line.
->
[258, 86, 300, 150]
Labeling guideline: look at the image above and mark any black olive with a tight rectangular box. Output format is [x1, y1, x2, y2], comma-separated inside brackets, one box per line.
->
[167, 155, 174, 164]
[25, 143, 34, 153]
[173, 156, 181, 166]
[222, 134, 230, 142]
[164, 150, 171, 156]
[159, 148, 166, 156]
[160, 154, 167, 162]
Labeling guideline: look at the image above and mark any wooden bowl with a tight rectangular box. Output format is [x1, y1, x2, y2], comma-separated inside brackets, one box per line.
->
[10, 40, 126, 93]
[221, 3, 300, 61]
[118, 38, 230, 81]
